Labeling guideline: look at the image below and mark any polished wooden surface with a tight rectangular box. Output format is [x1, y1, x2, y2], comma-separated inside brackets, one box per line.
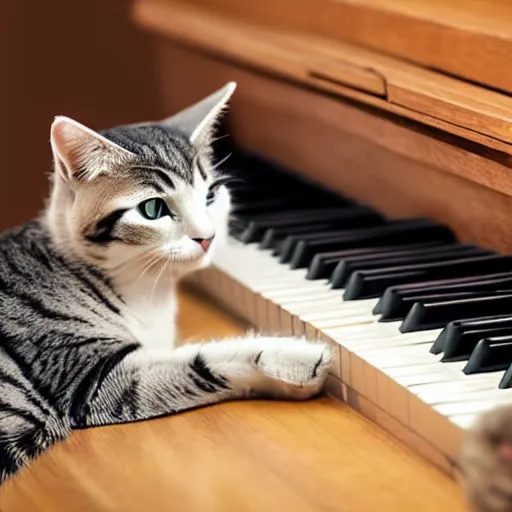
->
[0, 287, 466, 511]
[133, 0, 512, 151]
[142, 0, 512, 94]
[317, 0, 512, 95]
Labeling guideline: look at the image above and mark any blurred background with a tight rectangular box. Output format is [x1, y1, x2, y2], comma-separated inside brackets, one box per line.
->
[1, 0, 164, 230]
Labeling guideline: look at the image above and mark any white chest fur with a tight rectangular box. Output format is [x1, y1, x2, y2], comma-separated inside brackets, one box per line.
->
[118, 278, 178, 350]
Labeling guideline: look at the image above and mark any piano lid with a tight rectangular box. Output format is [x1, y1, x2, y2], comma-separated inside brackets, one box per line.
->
[135, 0, 512, 95]
[132, 0, 512, 155]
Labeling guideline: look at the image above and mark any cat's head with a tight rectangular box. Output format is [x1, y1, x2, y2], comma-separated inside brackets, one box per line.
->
[46, 82, 236, 283]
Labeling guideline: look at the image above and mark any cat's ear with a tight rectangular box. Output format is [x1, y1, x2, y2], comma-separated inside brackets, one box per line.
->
[50, 116, 134, 182]
[160, 82, 236, 145]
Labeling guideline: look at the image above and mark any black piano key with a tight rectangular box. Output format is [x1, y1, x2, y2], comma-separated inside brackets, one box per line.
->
[330, 244, 487, 289]
[343, 254, 512, 299]
[229, 180, 348, 215]
[280, 219, 449, 264]
[375, 274, 490, 315]
[376, 272, 512, 316]
[307, 248, 398, 281]
[239, 209, 334, 244]
[228, 217, 247, 236]
[231, 197, 311, 216]
[225, 154, 354, 204]
[279, 229, 353, 262]
[235, 202, 337, 223]
[381, 291, 508, 323]
[240, 207, 382, 244]
[287, 219, 455, 268]
[261, 209, 383, 251]
[431, 314, 512, 354]
[305, 242, 446, 280]
[230, 186, 307, 204]
[379, 275, 512, 321]
[463, 337, 512, 374]
[345, 270, 430, 299]
[262, 223, 341, 251]
[400, 293, 512, 333]
[239, 206, 355, 224]
[441, 326, 512, 362]
[228, 161, 353, 209]
[499, 364, 512, 388]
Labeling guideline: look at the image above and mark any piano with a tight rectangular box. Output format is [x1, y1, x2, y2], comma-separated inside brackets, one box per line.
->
[131, 0, 512, 481]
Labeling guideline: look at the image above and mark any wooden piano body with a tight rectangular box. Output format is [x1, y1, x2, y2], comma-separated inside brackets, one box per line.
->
[132, 0, 512, 480]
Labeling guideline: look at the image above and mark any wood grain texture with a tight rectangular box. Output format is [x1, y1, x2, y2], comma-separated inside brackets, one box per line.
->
[132, 0, 512, 152]
[316, 0, 512, 95]
[143, 0, 512, 94]
[0, 287, 466, 512]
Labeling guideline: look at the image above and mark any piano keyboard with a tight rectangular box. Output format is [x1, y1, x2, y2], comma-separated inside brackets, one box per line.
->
[188, 153, 512, 473]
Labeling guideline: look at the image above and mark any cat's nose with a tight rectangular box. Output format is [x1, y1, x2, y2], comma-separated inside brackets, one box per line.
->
[192, 236, 215, 252]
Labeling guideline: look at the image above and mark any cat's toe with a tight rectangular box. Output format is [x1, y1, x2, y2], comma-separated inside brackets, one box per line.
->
[255, 338, 332, 399]
[459, 405, 512, 512]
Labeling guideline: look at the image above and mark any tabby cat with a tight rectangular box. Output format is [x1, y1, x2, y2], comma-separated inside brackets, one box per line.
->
[0, 82, 332, 484]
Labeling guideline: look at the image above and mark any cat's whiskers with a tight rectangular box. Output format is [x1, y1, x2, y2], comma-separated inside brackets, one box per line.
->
[211, 152, 232, 172]
[138, 252, 163, 281]
[149, 253, 171, 302]
[104, 241, 166, 274]
[209, 133, 230, 145]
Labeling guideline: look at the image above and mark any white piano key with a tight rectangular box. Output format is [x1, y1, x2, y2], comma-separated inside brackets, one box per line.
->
[287, 298, 343, 316]
[309, 314, 378, 332]
[450, 414, 478, 429]
[208, 234, 512, 468]
[280, 295, 342, 309]
[434, 393, 512, 417]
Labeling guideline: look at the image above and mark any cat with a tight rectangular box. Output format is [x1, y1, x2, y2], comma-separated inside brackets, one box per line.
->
[0, 81, 332, 484]
[459, 405, 512, 512]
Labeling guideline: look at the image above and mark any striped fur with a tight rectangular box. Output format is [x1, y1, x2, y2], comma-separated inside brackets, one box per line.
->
[0, 83, 331, 484]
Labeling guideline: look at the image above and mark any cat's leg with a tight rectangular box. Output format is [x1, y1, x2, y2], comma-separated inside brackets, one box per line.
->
[79, 337, 331, 428]
[459, 405, 512, 512]
[0, 353, 70, 484]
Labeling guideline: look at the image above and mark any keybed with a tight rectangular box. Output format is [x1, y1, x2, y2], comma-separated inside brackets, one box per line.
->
[189, 153, 512, 472]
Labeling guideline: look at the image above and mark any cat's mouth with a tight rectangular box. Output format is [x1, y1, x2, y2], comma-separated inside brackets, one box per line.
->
[171, 249, 207, 265]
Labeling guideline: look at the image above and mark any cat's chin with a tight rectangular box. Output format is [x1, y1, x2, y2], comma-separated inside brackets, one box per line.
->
[170, 251, 211, 277]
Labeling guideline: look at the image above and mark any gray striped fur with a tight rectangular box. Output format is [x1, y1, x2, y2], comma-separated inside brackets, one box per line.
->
[0, 83, 331, 484]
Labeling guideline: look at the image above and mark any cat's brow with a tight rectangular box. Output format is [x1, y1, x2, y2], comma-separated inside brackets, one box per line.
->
[139, 179, 166, 195]
[128, 165, 175, 190]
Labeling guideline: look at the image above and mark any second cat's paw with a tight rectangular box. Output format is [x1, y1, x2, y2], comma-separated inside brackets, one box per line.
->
[254, 338, 332, 400]
[459, 405, 512, 512]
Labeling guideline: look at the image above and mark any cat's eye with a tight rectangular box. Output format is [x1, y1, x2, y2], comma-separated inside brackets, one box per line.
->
[138, 198, 171, 220]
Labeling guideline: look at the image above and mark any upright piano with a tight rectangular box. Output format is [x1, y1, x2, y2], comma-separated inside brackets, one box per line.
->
[131, 0, 512, 480]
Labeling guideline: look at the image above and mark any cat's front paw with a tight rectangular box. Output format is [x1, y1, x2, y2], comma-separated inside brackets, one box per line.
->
[459, 405, 512, 512]
[253, 338, 332, 400]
